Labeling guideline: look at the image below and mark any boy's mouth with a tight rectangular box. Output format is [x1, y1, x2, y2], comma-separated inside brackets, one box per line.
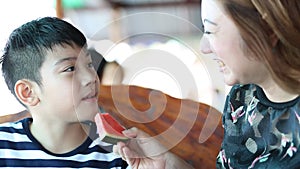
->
[83, 91, 98, 100]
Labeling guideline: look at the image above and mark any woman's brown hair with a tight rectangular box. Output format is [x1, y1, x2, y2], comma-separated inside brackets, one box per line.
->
[219, 0, 300, 94]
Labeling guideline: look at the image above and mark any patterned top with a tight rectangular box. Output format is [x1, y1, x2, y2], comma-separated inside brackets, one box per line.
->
[216, 84, 300, 169]
[0, 118, 129, 168]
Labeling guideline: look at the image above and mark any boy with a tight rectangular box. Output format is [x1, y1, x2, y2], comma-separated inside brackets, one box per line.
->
[0, 16, 128, 168]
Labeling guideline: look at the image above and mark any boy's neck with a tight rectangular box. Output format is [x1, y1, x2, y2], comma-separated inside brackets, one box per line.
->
[29, 119, 91, 154]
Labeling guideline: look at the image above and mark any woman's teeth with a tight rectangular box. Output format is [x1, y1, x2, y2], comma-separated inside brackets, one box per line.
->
[217, 60, 225, 67]
[214, 59, 225, 67]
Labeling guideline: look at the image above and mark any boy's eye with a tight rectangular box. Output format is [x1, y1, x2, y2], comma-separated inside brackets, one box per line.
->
[64, 66, 75, 72]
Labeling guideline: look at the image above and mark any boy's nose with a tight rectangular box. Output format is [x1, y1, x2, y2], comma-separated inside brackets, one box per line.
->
[200, 36, 213, 54]
[81, 69, 98, 87]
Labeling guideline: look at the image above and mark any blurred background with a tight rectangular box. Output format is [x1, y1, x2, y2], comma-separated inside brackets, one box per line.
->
[0, 0, 228, 115]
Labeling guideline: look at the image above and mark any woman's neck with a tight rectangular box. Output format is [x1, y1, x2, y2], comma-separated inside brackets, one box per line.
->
[259, 79, 299, 103]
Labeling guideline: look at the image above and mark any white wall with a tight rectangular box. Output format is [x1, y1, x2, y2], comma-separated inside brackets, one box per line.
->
[0, 0, 56, 115]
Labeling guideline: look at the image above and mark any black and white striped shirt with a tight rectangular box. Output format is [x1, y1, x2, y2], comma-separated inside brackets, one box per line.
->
[0, 118, 128, 168]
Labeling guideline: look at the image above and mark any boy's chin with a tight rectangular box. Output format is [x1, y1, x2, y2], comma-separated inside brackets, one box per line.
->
[75, 110, 99, 122]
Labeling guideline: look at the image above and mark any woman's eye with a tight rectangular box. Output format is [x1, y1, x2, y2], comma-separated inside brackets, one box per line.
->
[201, 25, 213, 35]
[204, 31, 213, 35]
[201, 25, 205, 33]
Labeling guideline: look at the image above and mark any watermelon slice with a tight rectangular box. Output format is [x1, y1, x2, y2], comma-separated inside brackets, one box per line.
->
[94, 113, 129, 144]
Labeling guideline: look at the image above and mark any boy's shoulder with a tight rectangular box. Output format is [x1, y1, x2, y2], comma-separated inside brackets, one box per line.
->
[0, 118, 32, 147]
[0, 119, 24, 130]
[0, 118, 27, 137]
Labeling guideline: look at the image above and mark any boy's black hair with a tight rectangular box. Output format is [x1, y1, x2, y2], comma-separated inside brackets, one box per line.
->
[0, 17, 87, 104]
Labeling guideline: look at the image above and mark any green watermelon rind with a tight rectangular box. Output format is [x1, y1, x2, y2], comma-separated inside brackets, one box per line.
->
[95, 113, 129, 144]
[101, 135, 129, 145]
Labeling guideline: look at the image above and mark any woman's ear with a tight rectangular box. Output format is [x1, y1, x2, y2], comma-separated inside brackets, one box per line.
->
[270, 33, 279, 47]
[14, 80, 40, 107]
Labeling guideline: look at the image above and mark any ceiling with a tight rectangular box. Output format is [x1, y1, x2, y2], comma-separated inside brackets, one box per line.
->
[106, 0, 200, 8]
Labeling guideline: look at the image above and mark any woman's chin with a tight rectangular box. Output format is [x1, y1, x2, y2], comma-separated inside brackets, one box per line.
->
[223, 74, 239, 86]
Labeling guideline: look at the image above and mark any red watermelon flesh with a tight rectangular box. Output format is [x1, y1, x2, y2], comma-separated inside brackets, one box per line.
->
[94, 113, 128, 144]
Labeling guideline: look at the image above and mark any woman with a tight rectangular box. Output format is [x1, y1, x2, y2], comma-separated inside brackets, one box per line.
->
[114, 0, 300, 168]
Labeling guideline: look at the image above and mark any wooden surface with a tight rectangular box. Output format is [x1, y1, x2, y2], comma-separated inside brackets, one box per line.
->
[98, 85, 223, 168]
[0, 110, 30, 124]
[0, 84, 224, 168]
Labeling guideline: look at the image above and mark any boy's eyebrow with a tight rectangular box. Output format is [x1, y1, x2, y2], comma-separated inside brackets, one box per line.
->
[54, 57, 77, 65]
[204, 19, 218, 26]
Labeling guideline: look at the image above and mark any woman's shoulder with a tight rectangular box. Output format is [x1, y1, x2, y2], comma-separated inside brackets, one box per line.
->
[228, 84, 257, 97]
[226, 84, 259, 106]
[228, 84, 299, 109]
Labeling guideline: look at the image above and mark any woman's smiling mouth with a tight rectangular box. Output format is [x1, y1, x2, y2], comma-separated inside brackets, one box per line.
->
[213, 58, 226, 72]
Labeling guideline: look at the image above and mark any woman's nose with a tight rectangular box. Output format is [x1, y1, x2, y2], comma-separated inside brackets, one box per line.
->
[200, 36, 212, 54]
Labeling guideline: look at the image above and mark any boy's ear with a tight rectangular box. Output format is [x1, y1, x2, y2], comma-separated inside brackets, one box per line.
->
[15, 80, 40, 106]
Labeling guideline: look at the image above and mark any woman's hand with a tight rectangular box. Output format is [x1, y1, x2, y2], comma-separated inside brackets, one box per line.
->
[113, 127, 194, 169]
